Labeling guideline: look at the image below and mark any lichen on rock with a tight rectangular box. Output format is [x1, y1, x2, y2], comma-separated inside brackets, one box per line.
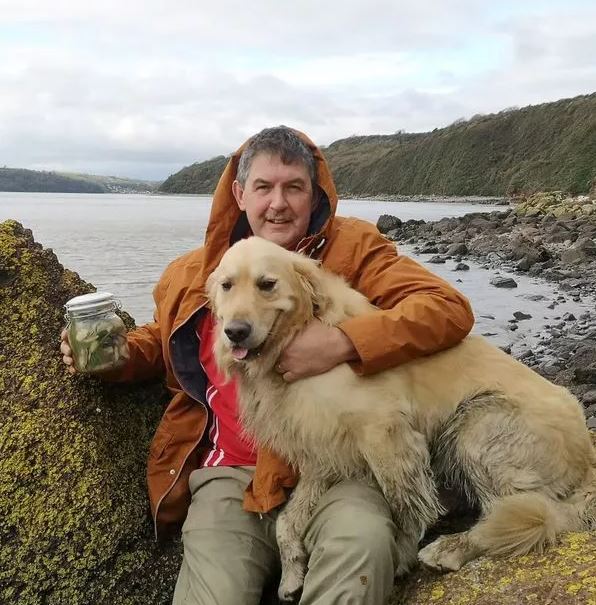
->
[391, 531, 596, 605]
[0, 220, 181, 605]
[515, 191, 596, 219]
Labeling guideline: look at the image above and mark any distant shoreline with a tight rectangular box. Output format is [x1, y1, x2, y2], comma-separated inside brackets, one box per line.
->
[340, 194, 511, 205]
[150, 192, 511, 205]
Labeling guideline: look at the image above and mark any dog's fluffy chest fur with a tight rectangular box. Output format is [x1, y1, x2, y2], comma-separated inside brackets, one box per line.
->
[237, 365, 403, 480]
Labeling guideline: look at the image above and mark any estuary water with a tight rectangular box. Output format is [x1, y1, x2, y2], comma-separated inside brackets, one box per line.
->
[2, 191, 591, 353]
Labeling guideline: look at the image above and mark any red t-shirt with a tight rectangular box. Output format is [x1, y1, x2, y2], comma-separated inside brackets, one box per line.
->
[196, 312, 257, 467]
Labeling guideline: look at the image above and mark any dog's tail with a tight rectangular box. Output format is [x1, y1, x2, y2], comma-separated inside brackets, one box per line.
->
[473, 470, 596, 557]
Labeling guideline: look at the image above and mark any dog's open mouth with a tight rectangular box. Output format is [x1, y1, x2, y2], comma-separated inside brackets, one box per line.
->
[232, 347, 249, 360]
[231, 341, 266, 361]
[229, 311, 283, 362]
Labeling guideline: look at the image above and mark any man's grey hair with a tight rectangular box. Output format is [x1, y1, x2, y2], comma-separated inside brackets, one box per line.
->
[236, 126, 317, 187]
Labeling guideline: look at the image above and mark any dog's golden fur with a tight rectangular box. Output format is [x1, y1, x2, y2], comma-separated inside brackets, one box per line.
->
[208, 236, 596, 600]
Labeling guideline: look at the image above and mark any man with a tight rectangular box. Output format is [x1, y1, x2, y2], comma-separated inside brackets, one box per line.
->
[61, 126, 474, 604]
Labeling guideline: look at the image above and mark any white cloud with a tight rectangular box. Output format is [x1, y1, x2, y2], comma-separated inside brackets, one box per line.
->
[0, 0, 594, 179]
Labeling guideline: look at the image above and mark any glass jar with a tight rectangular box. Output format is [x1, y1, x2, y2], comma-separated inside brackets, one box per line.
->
[64, 292, 130, 374]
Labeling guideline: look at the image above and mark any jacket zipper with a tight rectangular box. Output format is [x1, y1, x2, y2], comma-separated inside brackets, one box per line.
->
[153, 300, 209, 539]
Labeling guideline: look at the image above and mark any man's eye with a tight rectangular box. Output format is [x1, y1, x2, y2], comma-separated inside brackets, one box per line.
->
[221, 281, 232, 291]
[257, 279, 277, 292]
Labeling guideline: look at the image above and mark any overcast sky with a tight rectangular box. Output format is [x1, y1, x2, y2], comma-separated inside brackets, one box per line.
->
[1, 0, 595, 180]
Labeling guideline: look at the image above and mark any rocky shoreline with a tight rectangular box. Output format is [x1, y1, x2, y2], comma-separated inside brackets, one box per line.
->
[377, 192, 596, 428]
[344, 193, 510, 204]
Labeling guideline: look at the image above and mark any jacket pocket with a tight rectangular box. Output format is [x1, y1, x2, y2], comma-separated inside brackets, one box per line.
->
[149, 427, 173, 459]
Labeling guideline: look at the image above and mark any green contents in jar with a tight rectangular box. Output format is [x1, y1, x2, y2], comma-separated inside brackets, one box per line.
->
[68, 314, 130, 373]
[65, 291, 130, 374]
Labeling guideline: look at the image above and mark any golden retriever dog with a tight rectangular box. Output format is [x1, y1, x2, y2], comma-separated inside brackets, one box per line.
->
[208, 236, 596, 601]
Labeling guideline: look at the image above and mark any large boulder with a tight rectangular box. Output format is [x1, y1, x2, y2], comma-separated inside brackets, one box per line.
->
[508, 234, 551, 264]
[391, 532, 596, 604]
[0, 220, 181, 605]
[377, 214, 403, 234]
[561, 237, 596, 264]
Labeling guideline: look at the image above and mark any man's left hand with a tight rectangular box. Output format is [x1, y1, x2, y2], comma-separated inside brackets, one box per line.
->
[275, 320, 357, 382]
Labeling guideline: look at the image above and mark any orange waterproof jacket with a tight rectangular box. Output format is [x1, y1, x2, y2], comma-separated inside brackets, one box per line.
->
[105, 130, 475, 535]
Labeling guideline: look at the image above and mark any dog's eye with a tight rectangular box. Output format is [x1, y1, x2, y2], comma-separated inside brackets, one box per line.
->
[257, 279, 277, 292]
[221, 281, 232, 291]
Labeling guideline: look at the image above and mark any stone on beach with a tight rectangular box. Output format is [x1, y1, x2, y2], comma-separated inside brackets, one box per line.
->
[574, 366, 596, 384]
[446, 242, 468, 255]
[561, 237, 596, 264]
[377, 214, 403, 234]
[490, 276, 518, 288]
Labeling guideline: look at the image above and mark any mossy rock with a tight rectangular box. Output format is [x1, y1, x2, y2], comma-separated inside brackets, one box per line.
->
[0, 220, 181, 605]
[391, 532, 596, 604]
[515, 192, 596, 220]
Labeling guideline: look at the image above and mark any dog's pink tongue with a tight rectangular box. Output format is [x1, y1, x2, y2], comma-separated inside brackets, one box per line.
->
[232, 347, 249, 360]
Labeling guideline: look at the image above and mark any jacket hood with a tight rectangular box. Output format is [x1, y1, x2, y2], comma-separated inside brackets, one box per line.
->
[199, 128, 339, 287]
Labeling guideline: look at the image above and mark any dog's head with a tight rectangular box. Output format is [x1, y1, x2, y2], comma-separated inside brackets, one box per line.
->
[207, 237, 327, 376]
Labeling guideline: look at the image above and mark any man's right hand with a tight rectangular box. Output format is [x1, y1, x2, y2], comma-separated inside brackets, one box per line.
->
[60, 328, 77, 374]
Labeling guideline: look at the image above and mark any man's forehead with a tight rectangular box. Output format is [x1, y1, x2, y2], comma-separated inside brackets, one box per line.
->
[246, 152, 310, 181]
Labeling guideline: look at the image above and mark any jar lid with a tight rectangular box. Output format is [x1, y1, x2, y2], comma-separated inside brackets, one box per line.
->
[65, 292, 116, 312]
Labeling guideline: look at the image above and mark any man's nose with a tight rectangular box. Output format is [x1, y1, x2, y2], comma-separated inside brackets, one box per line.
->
[224, 320, 252, 343]
[268, 186, 288, 210]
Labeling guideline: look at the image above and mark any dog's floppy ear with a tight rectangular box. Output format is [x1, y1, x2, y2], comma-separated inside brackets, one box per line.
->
[292, 255, 330, 317]
[205, 268, 219, 310]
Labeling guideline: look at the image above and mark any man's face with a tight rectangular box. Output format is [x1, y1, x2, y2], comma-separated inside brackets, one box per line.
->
[232, 152, 314, 250]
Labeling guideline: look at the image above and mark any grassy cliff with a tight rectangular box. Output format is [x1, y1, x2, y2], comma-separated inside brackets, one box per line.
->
[159, 93, 596, 197]
[159, 155, 228, 194]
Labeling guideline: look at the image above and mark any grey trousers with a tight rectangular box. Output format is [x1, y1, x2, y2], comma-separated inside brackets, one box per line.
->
[172, 466, 398, 605]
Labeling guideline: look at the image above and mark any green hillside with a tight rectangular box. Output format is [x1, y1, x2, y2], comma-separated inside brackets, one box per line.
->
[160, 92, 596, 197]
[159, 155, 228, 194]
[0, 168, 158, 194]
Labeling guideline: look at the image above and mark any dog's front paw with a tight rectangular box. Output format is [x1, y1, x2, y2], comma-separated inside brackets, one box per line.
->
[418, 535, 468, 572]
[278, 562, 306, 603]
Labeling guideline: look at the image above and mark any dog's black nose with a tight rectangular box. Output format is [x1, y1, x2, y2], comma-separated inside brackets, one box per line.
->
[224, 321, 252, 343]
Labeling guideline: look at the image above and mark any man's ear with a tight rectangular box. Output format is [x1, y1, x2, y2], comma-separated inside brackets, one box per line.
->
[292, 255, 330, 317]
[232, 180, 246, 211]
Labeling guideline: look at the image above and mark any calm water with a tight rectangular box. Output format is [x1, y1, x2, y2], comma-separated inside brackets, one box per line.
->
[3, 191, 591, 354]
[0, 192, 506, 323]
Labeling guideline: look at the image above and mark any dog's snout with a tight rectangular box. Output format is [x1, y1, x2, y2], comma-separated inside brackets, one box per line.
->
[224, 320, 252, 343]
